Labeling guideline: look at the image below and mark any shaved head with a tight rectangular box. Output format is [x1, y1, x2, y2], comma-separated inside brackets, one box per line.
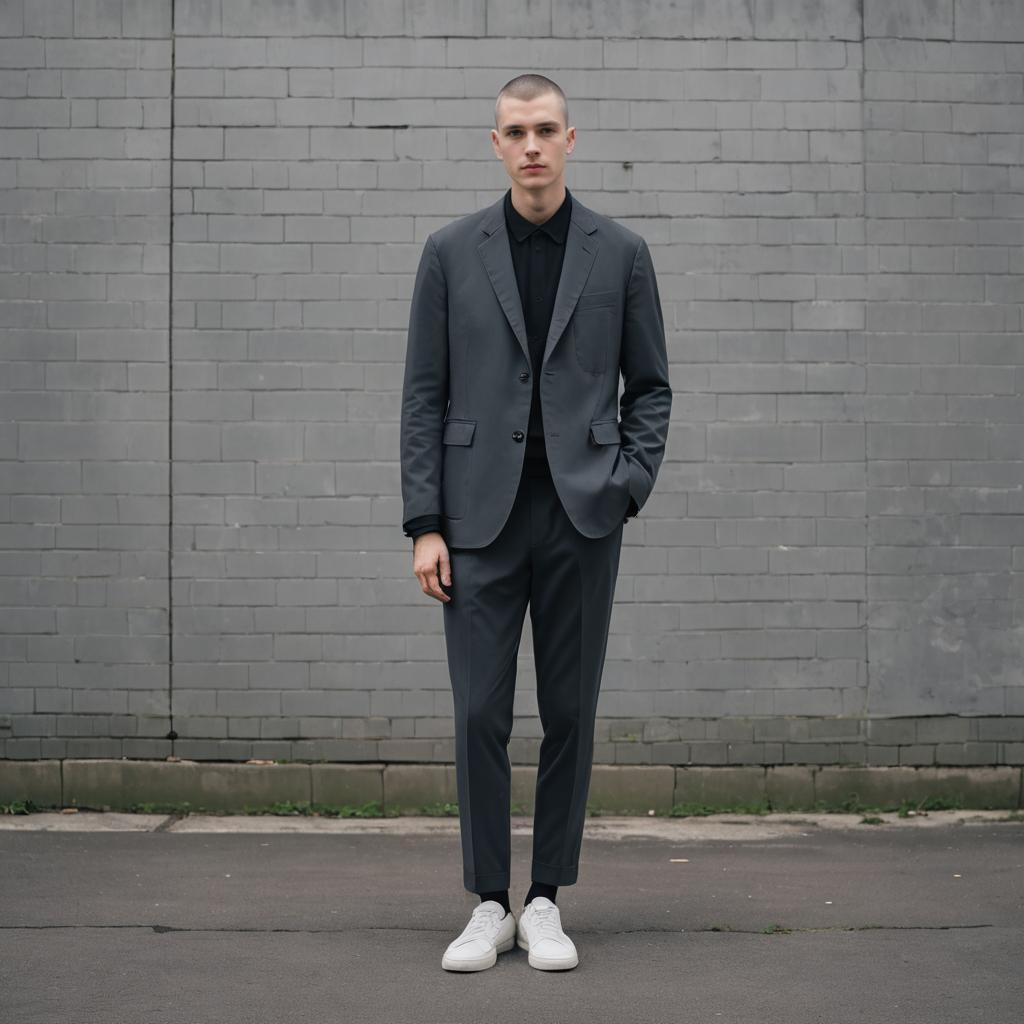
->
[495, 73, 568, 131]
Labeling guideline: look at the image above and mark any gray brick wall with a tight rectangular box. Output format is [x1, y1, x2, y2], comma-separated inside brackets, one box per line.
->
[1, 0, 1022, 766]
[0, 0, 172, 761]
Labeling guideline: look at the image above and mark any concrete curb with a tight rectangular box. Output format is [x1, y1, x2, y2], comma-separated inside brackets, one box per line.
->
[2, 759, 1021, 813]
[2, 809, 1020, 834]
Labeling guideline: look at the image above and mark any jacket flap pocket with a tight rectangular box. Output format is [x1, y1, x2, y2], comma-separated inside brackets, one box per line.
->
[589, 418, 621, 445]
[576, 289, 617, 310]
[442, 419, 476, 445]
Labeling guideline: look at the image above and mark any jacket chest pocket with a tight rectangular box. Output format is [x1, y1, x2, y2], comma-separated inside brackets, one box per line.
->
[572, 290, 616, 374]
[441, 418, 476, 519]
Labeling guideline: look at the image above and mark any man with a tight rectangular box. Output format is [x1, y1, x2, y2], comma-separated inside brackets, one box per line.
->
[400, 74, 672, 972]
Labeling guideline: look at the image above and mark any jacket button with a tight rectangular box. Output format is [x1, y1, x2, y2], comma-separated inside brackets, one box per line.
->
[519, 371, 529, 381]
[512, 430, 524, 442]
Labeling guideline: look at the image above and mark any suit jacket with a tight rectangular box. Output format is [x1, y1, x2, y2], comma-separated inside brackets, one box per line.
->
[400, 189, 672, 549]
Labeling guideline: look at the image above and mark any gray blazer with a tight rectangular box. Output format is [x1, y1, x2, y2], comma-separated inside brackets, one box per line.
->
[400, 190, 672, 549]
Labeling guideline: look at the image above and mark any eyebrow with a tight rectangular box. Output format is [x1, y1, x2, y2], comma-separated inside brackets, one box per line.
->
[502, 121, 560, 131]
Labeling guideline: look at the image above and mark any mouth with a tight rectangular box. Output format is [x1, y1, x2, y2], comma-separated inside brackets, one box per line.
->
[523, 165, 544, 171]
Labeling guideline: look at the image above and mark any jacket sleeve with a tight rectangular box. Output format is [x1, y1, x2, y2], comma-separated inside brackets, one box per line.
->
[404, 513, 443, 541]
[619, 237, 672, 513]
[400, 233, 449, 527]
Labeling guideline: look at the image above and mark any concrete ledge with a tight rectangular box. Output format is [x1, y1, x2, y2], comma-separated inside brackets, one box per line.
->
[1, 760, 1021, 813]
[383, 763, 458, 812]
[311, 763, 385, 808]
[814, 766, 1021, 810]
[592, 765, 676, 813]
[766, 766, 816, 809]
[0, 759, 61, 806]
[676, 765, 766, 807]
[64, 759, 312, 813]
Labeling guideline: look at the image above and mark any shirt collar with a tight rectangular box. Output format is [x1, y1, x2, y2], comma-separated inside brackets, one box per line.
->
[504, 186, 572, 244]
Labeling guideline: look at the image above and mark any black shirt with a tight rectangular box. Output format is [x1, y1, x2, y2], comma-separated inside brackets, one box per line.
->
[404, 187, 636, 541]
[506, 184, 572, 469]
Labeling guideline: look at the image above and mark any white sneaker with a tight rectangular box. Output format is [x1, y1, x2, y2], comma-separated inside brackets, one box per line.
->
[516, 896, 579, 970]
[441, 900, 516, 972]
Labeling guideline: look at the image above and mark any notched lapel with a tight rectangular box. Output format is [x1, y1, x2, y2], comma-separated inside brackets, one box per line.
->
[478, 204, 530, 366]
[542, 220, 599, 370]
[477, 192, 601, 371]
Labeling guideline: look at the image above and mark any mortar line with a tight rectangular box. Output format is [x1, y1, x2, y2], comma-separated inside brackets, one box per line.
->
[859, 0, 870, 727]
[166, 0, 176, 752]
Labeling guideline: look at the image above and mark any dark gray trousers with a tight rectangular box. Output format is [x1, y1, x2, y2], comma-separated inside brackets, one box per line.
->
[442, 459, 624, 893]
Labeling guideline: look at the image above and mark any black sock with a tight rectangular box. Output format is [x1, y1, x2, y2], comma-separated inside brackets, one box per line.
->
[524, 881, 557, 907]
[479, 889, 510, 916]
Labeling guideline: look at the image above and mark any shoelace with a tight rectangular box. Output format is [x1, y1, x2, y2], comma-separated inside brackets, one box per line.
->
[464, 904, 505, 939]
[528, 903, 565, 942]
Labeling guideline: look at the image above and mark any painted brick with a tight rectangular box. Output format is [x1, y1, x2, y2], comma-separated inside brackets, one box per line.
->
[1, 0, 1022, 767]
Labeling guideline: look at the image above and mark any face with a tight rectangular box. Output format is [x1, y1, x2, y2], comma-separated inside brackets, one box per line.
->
[491, 92, 575, 193]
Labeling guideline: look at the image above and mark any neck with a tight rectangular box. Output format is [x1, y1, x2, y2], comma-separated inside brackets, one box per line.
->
[509, 180, 566, 225]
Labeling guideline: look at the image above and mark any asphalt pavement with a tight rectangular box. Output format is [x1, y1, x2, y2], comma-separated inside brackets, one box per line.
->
[1, 810, 1022, 1024]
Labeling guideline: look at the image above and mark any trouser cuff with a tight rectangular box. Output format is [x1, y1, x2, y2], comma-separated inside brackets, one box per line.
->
[530, 859, 578, 886]
[464, 868, 511, 893]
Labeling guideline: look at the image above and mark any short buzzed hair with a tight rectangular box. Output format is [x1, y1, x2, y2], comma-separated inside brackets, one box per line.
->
[494, 74, 569, 131]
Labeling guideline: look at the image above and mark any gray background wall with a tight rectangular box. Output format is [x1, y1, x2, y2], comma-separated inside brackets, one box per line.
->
[1, 0, 1023, 767]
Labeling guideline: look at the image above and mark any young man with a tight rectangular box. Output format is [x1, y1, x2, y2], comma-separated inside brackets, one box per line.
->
[400, 74, 672, 972]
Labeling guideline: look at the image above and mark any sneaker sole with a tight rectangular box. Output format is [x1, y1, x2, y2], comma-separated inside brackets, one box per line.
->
[516, 935, 579, 970]
[441, 933, 515, 972]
